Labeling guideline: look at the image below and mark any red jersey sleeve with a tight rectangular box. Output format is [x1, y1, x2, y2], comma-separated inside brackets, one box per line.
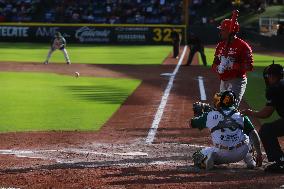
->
[232, 40, 254, 72]
[242, 42, 254, 71]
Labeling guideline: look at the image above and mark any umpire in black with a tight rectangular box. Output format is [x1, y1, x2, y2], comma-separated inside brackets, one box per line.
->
[184, 32, 207, 66]
[242, 63, 284, 173]
[171, 31, 181, 59]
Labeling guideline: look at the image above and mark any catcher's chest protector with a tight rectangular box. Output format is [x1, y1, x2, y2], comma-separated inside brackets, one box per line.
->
[210, 109, 242, 133]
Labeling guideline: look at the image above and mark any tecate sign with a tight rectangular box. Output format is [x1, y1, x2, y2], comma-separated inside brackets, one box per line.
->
[0, 26, 29, 37]
[75, 26, 111, 42]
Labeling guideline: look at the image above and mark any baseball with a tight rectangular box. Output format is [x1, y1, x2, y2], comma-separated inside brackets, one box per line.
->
[75, 72, 80, 78]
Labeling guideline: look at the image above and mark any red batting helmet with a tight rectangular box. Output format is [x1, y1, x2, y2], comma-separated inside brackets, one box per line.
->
[217, 19, 240, 33]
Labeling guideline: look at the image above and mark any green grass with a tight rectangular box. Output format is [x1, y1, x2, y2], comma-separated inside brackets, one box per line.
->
[0, 43, 169, 133]
[0, 43, 171, 64]
[203, 47, 284, 123]
[0, 72, 140, 132]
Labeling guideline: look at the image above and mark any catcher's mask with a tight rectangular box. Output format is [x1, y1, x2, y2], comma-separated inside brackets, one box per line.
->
[220, 91, 236, 108]
[217, 19, 240, 33]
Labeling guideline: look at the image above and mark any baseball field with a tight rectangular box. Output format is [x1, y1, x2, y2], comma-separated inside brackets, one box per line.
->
[0, 43, 284, 188]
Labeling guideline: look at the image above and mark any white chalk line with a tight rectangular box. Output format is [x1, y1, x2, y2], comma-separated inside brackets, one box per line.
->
[145, 46, 188, 144]
[0, 147, 250, 170]
[0, 148, 193, 168]
[198, 76, 206, 101]
[0, 142, 256, 170]
[0, 142, 205, 162]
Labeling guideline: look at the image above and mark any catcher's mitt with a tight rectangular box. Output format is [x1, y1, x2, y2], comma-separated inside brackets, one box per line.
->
[192, 102, 213, 117]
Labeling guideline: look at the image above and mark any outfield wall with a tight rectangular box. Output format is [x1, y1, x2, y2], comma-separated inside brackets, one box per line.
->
[0, 23, 186, 45]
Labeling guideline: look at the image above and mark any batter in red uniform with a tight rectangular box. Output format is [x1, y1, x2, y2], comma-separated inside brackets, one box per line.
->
[212, 19, 254, 107]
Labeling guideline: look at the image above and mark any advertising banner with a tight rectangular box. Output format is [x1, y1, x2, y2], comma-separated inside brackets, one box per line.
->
[0, 23, 186, 45]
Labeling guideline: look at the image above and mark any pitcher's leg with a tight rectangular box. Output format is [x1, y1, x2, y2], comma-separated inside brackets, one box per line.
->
[61, 48, 71, 64]
[44, 48, 54, 64]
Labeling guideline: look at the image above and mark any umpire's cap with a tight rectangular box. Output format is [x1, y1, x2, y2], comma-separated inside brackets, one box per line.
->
[263, 63, 284, 79]
[220, 91, 236, 108]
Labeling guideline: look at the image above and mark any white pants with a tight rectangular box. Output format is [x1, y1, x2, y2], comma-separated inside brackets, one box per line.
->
[220, 77, 247, 107]
[201, 143, 255, 168]
[45, 48, 70, 63]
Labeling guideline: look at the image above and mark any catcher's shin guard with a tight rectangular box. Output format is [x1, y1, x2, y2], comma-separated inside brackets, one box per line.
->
[192, 150, 214, 170]
[244, 151, 256, 169]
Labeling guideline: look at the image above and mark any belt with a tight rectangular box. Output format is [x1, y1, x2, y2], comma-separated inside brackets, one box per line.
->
[215, 141, 246, 150]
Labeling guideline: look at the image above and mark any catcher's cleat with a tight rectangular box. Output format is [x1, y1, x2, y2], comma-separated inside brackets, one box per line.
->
[67, 61, 71, 64]
[244, 148, 257, 169]
[246, 161, 256, 169]
[192, 150, 214, 170]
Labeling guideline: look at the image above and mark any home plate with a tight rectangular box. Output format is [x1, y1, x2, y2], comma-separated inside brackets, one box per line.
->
[114, 152, 148, 156]
[160, 73, 174, 77]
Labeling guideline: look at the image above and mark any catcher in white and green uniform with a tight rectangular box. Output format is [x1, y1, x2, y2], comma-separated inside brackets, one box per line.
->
[44, 32, 71, 64]
[190, 91, 263, 170]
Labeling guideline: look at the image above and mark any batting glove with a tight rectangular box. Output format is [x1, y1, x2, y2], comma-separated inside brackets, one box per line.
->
[220, 56, 229, 67]
[217, 65, 226, 74]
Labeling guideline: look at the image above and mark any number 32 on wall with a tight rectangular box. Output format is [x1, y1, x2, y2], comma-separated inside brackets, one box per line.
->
[153, 28, 182, 42]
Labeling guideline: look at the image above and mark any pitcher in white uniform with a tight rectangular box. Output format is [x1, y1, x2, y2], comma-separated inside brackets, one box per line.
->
[190, 91, 263, 170]
[44, 32, 71, 65]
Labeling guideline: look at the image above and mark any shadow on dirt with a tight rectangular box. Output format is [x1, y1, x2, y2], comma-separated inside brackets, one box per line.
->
[105, 165, 283, 189]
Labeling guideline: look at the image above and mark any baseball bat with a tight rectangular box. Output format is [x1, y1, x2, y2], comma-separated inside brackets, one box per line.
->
[229, 10, 239, 34]
[224, 10, 239, 56]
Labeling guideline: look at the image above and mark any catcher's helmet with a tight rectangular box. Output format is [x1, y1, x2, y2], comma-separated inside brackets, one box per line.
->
[263, 63, 283, 79]
[220, 91, 236, 108]
[217, 19, 240, 33]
